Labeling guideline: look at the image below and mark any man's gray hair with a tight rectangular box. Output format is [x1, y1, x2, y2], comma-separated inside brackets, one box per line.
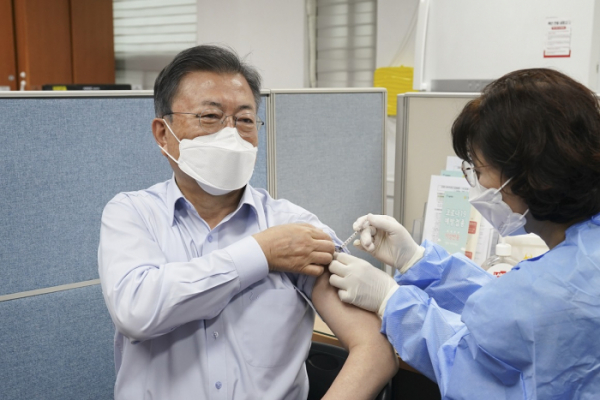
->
[153, 45, 262, 118]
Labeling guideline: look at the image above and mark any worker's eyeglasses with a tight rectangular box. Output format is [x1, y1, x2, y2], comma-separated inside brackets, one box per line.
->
[163, 109, 264, 137]
[461, 160, 480, 187]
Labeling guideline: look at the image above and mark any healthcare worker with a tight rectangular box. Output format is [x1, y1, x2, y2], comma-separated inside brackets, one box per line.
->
[329, 68, 600, 399]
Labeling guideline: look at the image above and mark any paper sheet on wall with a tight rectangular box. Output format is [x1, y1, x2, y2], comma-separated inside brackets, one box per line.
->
[445, 156, 463, 172]
[422, 175, 495, 265]
[544, 18, 571, 58]
[438, 191, 470, 254]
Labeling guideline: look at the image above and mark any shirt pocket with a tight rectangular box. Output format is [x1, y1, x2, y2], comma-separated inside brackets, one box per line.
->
[238, 287, 312, 368]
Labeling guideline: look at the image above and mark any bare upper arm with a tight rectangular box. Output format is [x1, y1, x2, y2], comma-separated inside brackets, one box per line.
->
[312, 270, 387, 350]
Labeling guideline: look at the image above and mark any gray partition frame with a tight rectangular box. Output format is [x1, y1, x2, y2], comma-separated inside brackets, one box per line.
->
[394, 92, 479, 231]
[0, 87, 386, 297]
[0, 89, 272, 302]
[268, 88, 387, 268]
[0, 90, 159, 399]
[0, 88, 386, 398]
[0, 89, 272, 399]
[0, 90, 155, 302]
[394, 91, 600, 233]
[267, 87, 386, 202]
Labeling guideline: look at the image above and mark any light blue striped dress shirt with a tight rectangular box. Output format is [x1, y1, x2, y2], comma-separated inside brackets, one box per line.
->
[98, 177, 339, 400]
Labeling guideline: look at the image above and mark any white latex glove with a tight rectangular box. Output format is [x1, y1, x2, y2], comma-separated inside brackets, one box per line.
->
[353, 214, 425, 272]
[329, 252, 398, 317]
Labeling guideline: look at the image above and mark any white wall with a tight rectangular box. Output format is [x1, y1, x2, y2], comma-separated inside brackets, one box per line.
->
[376, 0, 420, 215]
[376, 0, 418, 69]
[115, 0, 420, 215]
[197, 0, 307, 89]
[115, 56, 165, 90]
[116, 1, 418, 90]
[116, 0, 307, 90]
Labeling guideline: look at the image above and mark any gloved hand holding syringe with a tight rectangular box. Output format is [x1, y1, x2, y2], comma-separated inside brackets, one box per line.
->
[335, 214, 425, 273]
[329, 214, 426, 317]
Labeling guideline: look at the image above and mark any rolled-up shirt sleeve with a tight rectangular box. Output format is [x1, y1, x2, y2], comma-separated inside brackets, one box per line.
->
[286, 211, 342, 300]
[98, 196, 268, 342]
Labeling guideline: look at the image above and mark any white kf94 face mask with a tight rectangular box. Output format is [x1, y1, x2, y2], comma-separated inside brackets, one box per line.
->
[469, 177, 529, 237]
[160, 120, 257, 196]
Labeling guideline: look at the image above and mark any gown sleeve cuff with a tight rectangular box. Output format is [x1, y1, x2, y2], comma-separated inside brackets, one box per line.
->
[398, 246, 426, 274]
[377, 285, 400, 319]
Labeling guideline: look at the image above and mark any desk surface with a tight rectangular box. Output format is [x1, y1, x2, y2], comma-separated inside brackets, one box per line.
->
[312, 315, 419, 374]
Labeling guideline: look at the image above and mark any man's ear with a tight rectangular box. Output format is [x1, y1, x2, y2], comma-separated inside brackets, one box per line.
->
[152, 118, 168, 157]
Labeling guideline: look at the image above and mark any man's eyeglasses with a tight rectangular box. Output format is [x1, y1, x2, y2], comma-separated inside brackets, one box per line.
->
[163, 109, 264, 137]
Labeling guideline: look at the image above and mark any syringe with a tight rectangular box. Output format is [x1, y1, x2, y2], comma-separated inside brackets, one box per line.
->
[335, 230, 359, 252]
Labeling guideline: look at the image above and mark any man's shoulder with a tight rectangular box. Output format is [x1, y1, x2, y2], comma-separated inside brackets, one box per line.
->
[247, 186, 315, 221]
[105, 180, 171, 211]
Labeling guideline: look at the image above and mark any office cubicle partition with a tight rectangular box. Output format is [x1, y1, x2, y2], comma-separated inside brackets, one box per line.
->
[0, 91, 168, 399]
[0, 88, 386, 399]
[269, 89, 386, 268]
[393, 92, 477, 231]
[0, 90, 267, 399]
[393, 91, 600, 248]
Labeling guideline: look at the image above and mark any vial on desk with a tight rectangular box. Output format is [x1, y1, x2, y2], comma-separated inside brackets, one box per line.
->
[481, 242, 519, 278]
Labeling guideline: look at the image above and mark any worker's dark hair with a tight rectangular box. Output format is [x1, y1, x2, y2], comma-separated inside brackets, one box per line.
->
[153, 45, 262, 118]
[452, 68, 600, 223]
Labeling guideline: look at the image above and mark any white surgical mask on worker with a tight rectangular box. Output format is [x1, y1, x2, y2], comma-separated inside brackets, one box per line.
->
[159, 119, 257, 196]
[469, 177, 529, 237]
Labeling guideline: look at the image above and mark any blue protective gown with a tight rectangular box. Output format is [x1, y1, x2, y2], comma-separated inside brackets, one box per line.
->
[382, 214, 600, 399]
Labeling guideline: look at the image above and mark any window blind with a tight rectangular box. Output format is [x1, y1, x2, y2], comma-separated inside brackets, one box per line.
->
[113, 0, 197, 58]
[316, 0, 377, 88]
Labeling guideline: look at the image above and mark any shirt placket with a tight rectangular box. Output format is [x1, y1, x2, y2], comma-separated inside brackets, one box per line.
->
[202, 228, 219, 255]
[201, 228, 227, 399]
[205, 308, 227, 399]
[174, 203, 206, 259]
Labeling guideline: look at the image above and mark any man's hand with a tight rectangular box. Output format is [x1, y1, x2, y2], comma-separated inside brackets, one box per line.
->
[253, 223, 335, 276]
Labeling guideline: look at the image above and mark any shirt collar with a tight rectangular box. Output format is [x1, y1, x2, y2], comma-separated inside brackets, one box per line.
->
[166, 176, 263, 228]
[221, 183, 263, 228]
[166, 175, 185, 224]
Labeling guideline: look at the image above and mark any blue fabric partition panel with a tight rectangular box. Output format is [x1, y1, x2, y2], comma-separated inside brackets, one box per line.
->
[250, 95, 268, 189]
[0, 95, 166, 295]
[0, 92, 268, 400]
[0, 285, 114, 400]
[272, 91, 385, 268]
[0, 94, 268, 295]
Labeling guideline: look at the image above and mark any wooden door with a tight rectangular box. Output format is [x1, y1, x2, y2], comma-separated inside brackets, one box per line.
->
[13, 0, 73, 90]
[0, 0, 17, 90]
[70, 0, 115, 84]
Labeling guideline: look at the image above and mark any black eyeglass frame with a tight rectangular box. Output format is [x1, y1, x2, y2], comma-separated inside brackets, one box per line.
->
[162, 111, 265, 136]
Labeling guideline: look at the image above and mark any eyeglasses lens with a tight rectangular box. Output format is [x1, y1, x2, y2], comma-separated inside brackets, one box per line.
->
[461, 160, 476, 187]
[199, 109, 261, 136]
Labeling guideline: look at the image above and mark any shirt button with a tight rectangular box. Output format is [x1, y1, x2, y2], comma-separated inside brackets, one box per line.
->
[213, 331, 219, 339]
[207, 235, 213, 243]
[215, 381, 222, 390]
